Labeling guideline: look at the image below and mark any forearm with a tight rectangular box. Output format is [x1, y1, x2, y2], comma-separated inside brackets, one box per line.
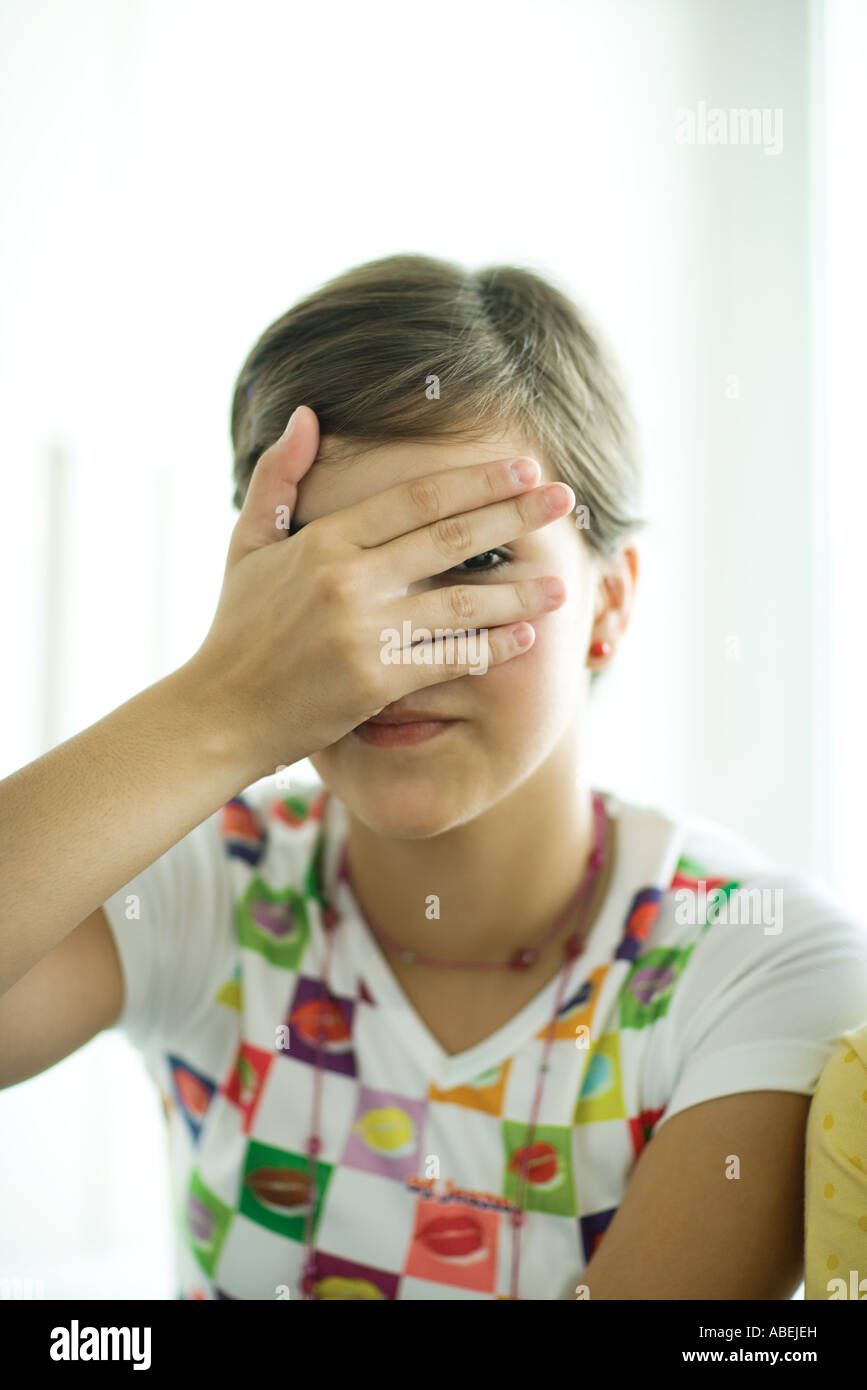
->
[0, 658, 258, 997]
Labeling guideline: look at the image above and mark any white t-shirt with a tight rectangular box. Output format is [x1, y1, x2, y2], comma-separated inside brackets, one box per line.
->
[102, 779, 867, 1300]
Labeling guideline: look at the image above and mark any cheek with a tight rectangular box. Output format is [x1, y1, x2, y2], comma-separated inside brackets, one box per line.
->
[521, 603, 582, 676]
[475, 609, 576, 715]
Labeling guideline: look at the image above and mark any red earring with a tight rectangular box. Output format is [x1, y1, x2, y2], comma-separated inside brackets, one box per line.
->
[590, 640, 611, 659]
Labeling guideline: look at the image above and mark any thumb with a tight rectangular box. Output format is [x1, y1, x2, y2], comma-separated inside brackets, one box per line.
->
[227, 404, 320, 565]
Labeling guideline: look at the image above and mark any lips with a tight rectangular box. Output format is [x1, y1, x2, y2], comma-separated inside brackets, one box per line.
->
[362, 711, 457, 726]
[173, 1065, 213, 1121]
[244, 1166, 312, 1213]
[248, 899, 298, 940]
[507, 1141, 561, 1186]
[629, 964, 676, 1006]
[418, 1212, 486, 1261]
[290, 997, 353, 1049]
[352, 720, 458, 748]
[313, 1276, 385, 1300]
[188, 1195, 216, 1245]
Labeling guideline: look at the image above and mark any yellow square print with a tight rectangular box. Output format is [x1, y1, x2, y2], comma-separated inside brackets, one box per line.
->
[573, 1032, 625, 1124]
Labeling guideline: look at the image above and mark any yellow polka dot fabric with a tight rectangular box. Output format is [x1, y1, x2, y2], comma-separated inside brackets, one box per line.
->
[805, 1020, 867, 1299]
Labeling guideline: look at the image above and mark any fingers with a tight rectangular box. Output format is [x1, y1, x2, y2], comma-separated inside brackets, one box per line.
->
[403, 574, 567, 636]
[227, 405, 320, 566]
[390, 621, 538, 691]
[332, 455, 553, 551]
[380, 478, 575, 586]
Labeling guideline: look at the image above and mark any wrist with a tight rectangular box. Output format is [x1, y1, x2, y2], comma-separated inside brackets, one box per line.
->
[162, 656, 266, 792]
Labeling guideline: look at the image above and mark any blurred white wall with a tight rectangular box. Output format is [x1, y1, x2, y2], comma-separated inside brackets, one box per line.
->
[0, 0, 861, 1299]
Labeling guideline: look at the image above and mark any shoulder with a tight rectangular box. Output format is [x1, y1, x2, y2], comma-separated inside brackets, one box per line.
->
[602, 790, 867, 992]
[608, 791, 867, 963]
[602, 794, 867, 1122]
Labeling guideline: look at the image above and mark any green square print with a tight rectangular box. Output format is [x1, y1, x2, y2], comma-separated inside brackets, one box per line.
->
[619, 944, 695, 1030]
[236, 876, 310, 969]
[239, 1138, 332, 1243]
[183, 1169, 233, 1279]
[501, 1120, 576, 1216]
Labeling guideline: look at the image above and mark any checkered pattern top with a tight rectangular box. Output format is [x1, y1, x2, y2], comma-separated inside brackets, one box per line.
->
[104, 779, 867, 1300]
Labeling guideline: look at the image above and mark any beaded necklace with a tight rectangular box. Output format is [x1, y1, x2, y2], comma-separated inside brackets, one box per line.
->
[297, 789, 609, 1300]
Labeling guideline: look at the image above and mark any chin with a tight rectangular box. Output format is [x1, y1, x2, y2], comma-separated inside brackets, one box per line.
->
[315, 763, 489, 839]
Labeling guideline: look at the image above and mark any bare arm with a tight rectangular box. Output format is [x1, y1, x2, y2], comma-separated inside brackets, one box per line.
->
[0, 660, 256, 1001]
[0, 406, 570, 1082]
[578, 1091, 809, 1299]
[1, 907, 125, 1088]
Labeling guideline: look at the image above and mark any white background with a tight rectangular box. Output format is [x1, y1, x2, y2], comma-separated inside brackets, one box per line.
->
[1, 0, 863, 1299]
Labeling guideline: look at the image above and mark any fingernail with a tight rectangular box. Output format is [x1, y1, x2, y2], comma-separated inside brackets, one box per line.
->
[542, 577, 566, 602]
[511, 458, 540, 486]
[544, 483, 573, 512]
[281, 408, 300, 438]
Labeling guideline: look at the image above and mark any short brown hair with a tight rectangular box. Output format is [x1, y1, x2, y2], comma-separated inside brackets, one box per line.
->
[230, 253, 645, 558]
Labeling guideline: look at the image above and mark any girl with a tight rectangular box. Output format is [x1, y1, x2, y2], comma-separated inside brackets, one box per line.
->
[2, 254, 866, 1300]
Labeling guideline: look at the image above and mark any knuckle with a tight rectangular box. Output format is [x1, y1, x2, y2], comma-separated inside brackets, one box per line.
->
[433, 641, 469, 678]
[299, 524, 335, 570]
[295, 514, 330, 549]
[341, 628, 382, 697]
[516, 581, 535, 615]
[320, 559, 364, 601]
[430, 513, 472, 560]
[407, 476, 443, 521]
[445, 585, 477, 622]
[482, 463, 501, 502]
[514, 491, 534, 528]
[493, 626, 519, 660]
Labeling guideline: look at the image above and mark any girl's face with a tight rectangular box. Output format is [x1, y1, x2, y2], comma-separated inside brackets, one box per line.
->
[295, 433, 610, 838]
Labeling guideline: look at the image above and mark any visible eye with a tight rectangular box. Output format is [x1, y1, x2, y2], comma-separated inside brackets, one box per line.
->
[449, 548, 513, 575]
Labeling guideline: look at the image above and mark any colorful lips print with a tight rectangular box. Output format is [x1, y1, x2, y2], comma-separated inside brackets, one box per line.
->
[249, 899, 298, 940]
[221, 798, 265, 865]
[507, 1141, 563, 1189]
[290, 997, 352, 1050]
[312, 1276, 384, 1300]
[244, 1166, 314, 1217]
[352, 1107, 415, 1156]
[629, 964, 676, 1007]
[418, 1212, 488, 1264]
[221, 799, 260, 839]
[238, 881, 310, 968]
[172, 1063, 214, 1124]
[188, 1195, 216, 1247]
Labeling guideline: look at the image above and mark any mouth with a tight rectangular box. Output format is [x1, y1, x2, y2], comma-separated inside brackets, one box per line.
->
[351, 712, 461, 749]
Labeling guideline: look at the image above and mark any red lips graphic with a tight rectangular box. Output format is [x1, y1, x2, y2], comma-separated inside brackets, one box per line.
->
[418, 1212, 486, 1261]
[507, 1141, 560, 1186]
[174, 1068, 211, 1120]
[290, 998, 352, 1048]
[221, 802, 260, 840]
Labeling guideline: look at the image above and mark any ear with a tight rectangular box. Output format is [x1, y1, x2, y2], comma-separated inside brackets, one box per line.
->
[587, 544, 639, 670]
